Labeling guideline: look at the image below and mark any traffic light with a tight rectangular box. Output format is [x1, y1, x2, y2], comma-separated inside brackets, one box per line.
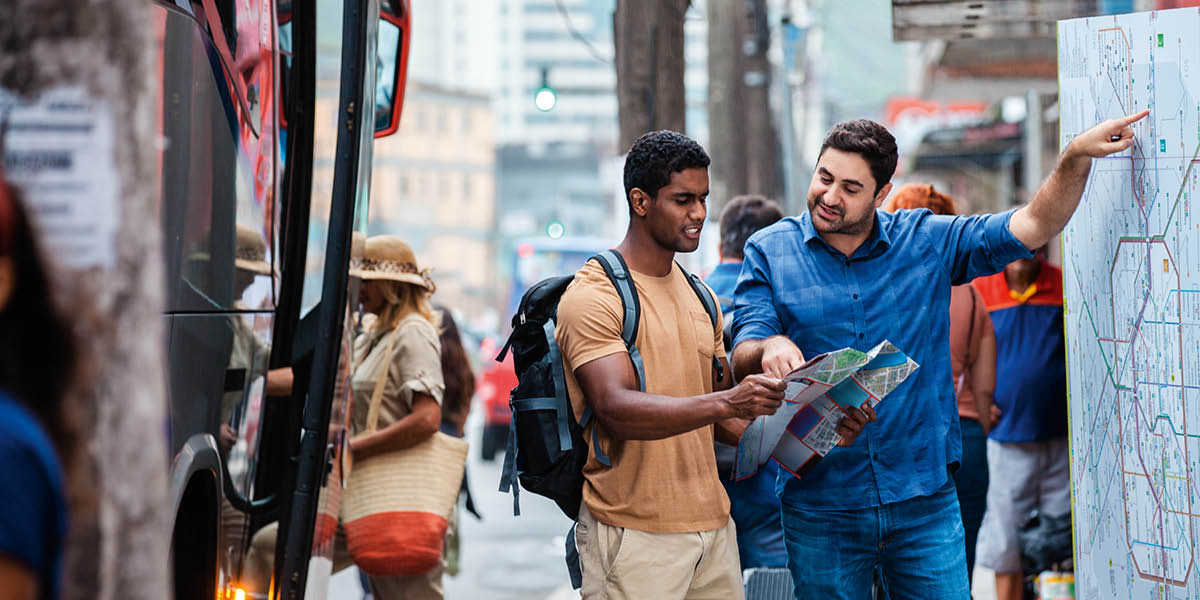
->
[534, 66, 556, 112]
[546, 219, 565, 239]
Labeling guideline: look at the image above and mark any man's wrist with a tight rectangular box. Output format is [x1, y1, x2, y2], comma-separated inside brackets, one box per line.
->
[709, 389, 734, 421]
[1061, 140, 1093, 171]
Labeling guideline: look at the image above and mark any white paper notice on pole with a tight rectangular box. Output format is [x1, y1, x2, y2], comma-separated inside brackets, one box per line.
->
[0, 85, 118, 270]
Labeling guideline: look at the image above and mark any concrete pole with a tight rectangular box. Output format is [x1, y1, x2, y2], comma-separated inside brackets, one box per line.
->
[0, 4, 169, 600]
[1022, 89, 1043, 204]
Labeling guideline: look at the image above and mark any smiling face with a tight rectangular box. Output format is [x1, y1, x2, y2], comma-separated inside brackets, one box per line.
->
[632, 167, 710, 253]
[807, 147, 892, 238]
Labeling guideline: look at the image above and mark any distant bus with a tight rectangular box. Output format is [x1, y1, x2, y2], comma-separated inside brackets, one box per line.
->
[506, 235, 612, 320]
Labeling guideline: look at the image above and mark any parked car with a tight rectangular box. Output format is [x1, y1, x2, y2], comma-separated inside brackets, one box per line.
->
[477, 354, 518, 460]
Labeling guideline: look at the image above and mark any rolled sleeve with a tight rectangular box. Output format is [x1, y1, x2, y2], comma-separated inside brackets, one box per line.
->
[931, 208, 1033, 285]
[555, 274, 629, 370]
[732, 240, 783, 349]
[390, 319, 445, 407]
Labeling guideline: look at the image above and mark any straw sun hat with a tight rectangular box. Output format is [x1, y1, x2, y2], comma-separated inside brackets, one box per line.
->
[348, 235, 435, 292]
[235, 224, 272, 275]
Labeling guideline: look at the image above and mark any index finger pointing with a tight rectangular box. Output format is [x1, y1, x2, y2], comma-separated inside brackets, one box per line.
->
[1119, 109, 1150, 127]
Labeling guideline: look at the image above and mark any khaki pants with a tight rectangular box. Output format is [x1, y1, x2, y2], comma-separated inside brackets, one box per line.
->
[576, 505, 744, 600]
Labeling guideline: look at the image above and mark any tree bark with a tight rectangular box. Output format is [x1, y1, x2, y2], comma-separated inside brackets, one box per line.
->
[614, 0, 690, 151]
[0, 3, 170, 600]
[707, 0, 782, 217]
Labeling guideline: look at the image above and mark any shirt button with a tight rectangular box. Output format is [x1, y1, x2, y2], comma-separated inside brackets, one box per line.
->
[858, 333, 865, 339]
[852, 293, 859, 300]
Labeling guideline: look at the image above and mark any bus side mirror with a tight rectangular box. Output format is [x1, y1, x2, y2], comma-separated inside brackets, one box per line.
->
[374, 0, 410, 138]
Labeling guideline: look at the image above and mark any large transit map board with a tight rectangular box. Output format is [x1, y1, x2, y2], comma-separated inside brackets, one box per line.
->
[1060, 7, 1200, 598]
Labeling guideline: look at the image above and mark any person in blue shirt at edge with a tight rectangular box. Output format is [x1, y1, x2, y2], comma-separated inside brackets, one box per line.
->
[705, 194, 788, 570]
[0, 175, 78, 600]
[730, 110, 1148, 599]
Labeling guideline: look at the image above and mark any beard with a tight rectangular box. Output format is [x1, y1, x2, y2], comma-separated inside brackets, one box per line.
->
[808, 197, 874, 236]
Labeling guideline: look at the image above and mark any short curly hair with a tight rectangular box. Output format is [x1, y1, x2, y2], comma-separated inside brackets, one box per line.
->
[884, 183, 958, 216]
[623, 130, 711, 205]
[819, 119, 898, 194]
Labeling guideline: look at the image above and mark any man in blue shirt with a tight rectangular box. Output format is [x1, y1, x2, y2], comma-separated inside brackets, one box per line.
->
[731, 112, 1147, 599]
[706, 194, 787, 569]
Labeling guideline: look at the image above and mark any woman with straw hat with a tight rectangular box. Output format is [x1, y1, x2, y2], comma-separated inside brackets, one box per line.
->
[343, 235, 450, 599]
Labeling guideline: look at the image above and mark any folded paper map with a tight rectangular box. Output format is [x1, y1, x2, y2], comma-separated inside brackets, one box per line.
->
[734, 340, 919, 481]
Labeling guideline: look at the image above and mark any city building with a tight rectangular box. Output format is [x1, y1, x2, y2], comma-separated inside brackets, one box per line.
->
[368, 82, 499, 329]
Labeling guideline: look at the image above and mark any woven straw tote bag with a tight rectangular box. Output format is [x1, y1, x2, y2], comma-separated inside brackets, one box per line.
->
[341, 333, 469, 577]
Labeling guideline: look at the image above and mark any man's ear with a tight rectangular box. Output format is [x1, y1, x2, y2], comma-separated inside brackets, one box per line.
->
[0, 257, 14, 312]
[629, 187, 651, 217]
[874, 182, 893, 208]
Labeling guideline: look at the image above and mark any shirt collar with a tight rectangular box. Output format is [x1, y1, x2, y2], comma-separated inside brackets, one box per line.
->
[798, 209, 892, 260]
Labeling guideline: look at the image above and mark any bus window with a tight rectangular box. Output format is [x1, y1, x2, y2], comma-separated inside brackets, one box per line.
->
[159, 5, 275, 313]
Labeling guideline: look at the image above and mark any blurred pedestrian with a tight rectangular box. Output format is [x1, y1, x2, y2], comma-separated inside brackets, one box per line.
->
[556, 131, 858, 599]
[435, 306, 474, 438]
[0, 178, 78, 600]
[731, 111, 1145, 599]
[885, 183, 998, 582]
[341, 235, 449, 599]
[972, 247, 1067, 600]
[432, 305, 480, 577]
[706, 194, 787, 570]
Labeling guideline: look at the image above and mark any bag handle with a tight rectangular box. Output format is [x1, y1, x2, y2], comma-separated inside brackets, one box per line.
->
[365, 333, 399, 434]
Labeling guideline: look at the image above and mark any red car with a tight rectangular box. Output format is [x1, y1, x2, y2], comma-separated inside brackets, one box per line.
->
[477, 353, 518, 460]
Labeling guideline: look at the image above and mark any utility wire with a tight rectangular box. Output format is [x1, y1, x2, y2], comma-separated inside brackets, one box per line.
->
[553, 0, 613, 65]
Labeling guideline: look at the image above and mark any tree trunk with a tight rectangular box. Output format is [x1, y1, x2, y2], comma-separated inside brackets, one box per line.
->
[0, 3, 170, 600]
[614, 0, 690, 151]
[707, 0, 782, 217]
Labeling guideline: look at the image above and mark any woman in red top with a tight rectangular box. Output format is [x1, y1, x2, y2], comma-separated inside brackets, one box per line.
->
[885, 183, 998, 582]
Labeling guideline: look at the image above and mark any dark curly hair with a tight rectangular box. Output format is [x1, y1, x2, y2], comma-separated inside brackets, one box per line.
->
[622, 130, 710, 209]
[719, 195, 784, 260]
[819, 119, 898, 194]
[0, 181, 78, 467]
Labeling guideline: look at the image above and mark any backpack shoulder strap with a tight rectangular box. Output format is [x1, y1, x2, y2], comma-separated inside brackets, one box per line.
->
[589, 250, 645, 393]
[677, 262, 725, 382]
[677, 262, 720, 330]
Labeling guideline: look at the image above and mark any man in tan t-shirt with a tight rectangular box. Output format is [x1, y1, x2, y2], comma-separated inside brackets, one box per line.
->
[556, 130, 875, 599]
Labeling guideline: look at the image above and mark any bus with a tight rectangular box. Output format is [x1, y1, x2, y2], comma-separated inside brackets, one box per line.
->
[149, 1, 409, 598]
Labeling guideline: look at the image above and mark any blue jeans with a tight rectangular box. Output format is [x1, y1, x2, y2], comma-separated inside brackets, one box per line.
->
[781, 481, 969, 599]
[952, 417, 988, 580]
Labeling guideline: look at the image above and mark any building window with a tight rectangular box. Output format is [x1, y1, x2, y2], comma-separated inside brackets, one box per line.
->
[461, 111, 472, 134]
[463, 175, 472, 200]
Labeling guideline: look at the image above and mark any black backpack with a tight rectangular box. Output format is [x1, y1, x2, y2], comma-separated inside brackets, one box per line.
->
[496, 250, 722, 520]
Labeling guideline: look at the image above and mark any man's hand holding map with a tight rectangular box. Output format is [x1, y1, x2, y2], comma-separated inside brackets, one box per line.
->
[734, 340, 919, 480]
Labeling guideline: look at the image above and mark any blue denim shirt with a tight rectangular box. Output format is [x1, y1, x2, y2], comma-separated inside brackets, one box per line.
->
[705, 262, 742, 314]
[732, 208, 1031, 510]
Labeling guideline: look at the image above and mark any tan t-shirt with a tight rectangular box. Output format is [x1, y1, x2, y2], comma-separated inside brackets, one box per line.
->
[350, 313, 444, 435]
[556, 259, 729, 533]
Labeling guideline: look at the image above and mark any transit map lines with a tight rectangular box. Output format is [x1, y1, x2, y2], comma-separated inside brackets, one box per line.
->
[1061, 8, 1200, 598]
